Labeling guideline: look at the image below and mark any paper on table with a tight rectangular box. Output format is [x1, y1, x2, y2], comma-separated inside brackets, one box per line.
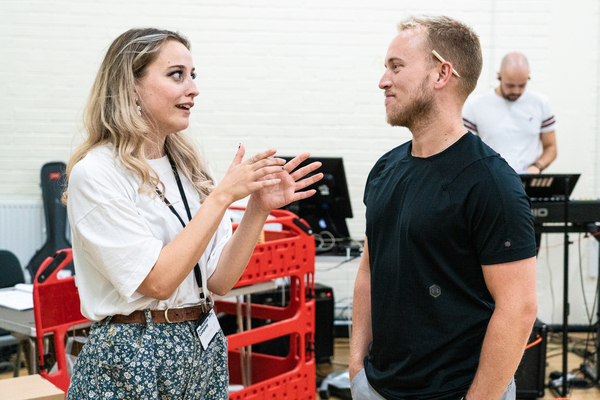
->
[14, 283, 33, 293]
[0, 285, 34, 310]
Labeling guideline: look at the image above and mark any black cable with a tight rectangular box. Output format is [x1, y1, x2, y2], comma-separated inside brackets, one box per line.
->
[576, 234, 600, 368]
[578, 234, 593, 322]
[316, 254, 361, 271]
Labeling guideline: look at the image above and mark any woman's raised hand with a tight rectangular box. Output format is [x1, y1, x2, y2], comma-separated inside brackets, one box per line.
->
[249, 152, 323, 213]
[213, 144, 287, 205]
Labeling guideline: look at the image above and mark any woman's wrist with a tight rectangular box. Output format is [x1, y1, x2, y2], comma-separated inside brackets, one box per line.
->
[208, 186, 236, 207]
[246, 195, 272, 218]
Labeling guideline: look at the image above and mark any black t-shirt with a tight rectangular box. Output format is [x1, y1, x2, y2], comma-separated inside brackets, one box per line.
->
[363, 132, 536, 400]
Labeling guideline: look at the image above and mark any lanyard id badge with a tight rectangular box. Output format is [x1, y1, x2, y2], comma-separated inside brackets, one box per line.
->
[196, 308, 221, 350]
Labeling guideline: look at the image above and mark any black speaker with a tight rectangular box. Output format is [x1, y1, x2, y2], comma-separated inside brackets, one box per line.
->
[515, 320, 548, 398]
[217, 283, 335, 363]
[314, 283, 335, 363]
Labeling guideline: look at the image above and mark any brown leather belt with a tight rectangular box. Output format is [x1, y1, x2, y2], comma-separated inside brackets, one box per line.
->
[108, 306, 206, 324]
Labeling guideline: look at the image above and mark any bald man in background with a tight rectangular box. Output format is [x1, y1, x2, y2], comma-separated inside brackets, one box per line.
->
[463, 52, 557, 174]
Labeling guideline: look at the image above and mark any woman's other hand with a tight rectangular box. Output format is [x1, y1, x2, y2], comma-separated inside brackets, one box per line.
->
[249, 152, 323, 213]
[205, 151, 322, 296]
[211, 144, 287, 205]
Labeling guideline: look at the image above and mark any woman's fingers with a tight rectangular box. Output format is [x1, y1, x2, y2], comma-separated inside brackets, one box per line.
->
[254, 165, 288, 178]
[230, 144, 246, 170]
[247, 149, 281, 167]
[289, 161, 322, 181]
[253, 158, 286, 172]
[250, 177, 282, 191]
[292, 189, 317, 201]
[282, 152, 311, 173]
[295, 172, 323, 190]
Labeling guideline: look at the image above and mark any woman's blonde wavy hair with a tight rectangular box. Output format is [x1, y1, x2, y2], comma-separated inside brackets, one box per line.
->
[62, 28, 214, 205]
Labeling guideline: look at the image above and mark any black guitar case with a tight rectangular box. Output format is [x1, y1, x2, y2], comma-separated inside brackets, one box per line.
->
[26, 162, 73, 279]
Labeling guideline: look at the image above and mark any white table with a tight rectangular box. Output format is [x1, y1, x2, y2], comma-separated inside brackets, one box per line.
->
[0, 287, 91, 375]
[0, 305, 38, 374]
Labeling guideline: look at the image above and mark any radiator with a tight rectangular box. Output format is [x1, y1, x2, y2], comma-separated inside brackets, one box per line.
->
[0, 199, 45, 279]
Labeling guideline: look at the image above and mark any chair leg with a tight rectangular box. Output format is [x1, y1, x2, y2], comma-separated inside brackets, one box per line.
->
[14, 341, 23, 377]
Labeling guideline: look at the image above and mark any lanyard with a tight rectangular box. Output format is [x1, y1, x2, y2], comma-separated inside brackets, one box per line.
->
[155, 151, 207, 305]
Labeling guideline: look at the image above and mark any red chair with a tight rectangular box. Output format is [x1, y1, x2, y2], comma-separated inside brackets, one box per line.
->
[32, 249, 89, 393]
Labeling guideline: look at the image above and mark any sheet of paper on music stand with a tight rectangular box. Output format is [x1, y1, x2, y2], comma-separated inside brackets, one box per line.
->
[519, 173, 580, 200]
[0, 285, 34, 310]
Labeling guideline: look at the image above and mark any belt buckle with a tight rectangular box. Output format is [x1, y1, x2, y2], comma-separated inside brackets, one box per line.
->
[164, 306, 184, 323]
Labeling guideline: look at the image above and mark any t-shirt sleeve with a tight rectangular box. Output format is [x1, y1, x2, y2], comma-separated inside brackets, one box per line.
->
[364, 151, 392, 207]
[465, 158, 537, 265]
[69, 159, 162, 301]
[462, 98, 478, 134]
[363, 168, 375, 207]
[76, 200, 163, 301]
[540, 95, 556, 133]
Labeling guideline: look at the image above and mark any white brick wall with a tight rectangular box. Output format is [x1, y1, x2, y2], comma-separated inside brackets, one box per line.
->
[1, 0, 599, 324]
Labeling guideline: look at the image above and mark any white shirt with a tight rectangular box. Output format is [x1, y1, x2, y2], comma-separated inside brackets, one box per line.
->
[462, 88, 556, 174]
[67, 145, 232, 321]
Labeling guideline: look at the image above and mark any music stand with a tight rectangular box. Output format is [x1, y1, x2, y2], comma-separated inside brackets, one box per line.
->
[520, 173, 580, 397]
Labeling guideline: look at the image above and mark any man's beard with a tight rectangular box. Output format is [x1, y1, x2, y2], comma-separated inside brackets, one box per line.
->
[500, 86, 520, 102]
[386, 79, 435, 129]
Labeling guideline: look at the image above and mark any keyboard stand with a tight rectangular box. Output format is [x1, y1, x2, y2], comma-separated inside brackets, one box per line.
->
[521, 174, 579, 398]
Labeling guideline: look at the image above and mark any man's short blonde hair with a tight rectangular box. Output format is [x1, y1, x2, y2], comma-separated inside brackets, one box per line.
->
[398, 15, 482, 101]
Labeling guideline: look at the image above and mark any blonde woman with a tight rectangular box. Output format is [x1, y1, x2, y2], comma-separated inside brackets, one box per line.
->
[63, 28, 322, 399]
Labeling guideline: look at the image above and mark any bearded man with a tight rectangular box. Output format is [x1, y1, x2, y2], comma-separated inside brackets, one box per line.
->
[462, 52, 557, 174]
[350, 16, 538, 400]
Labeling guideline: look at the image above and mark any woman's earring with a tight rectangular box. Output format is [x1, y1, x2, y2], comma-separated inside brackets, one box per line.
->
[135, 98, 142, 116]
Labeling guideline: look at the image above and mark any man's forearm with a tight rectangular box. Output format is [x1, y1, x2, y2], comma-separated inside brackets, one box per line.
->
[532, 148, 557, 171]
[532, 131, 557, 171]
[350, 243, 372, 381]
[466, 306, 536, 399]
